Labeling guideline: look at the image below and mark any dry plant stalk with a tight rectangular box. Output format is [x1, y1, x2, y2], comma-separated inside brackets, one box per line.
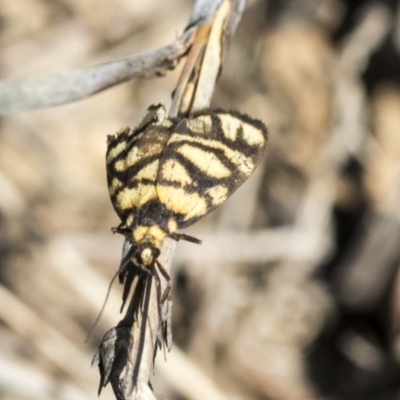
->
[91, 1, 246, 399]
[0, 31, 194, 115]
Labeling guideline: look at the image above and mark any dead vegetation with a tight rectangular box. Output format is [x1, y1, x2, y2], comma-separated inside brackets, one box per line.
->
[1, 0, 400, 399]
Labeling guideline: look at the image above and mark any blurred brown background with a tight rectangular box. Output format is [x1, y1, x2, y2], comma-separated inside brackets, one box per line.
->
[2, 0, 400, 399]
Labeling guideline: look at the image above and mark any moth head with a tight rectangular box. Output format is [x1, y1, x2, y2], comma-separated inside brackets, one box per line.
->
[138, 245, 160, 266]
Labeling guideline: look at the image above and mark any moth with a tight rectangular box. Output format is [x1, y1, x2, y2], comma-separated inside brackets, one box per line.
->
[106, 104, 267, 306]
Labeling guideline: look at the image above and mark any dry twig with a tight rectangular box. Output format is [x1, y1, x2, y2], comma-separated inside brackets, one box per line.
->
[91, 1, 246, 399]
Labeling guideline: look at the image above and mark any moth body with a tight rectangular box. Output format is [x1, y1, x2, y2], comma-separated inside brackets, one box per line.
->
[106, 104, 268, 266]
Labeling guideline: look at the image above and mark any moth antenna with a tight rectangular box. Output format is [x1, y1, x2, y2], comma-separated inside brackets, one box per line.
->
[85, 269, 120, 343]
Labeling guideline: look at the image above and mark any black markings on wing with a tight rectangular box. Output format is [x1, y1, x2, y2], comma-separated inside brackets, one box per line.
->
[105, 105, 174, 225]
[156, 110, 268, 229]
[106, 105, 267, 238]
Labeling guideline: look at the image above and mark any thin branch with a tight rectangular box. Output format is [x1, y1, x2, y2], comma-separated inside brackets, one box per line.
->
[171, 0, 246, 116]
[0, 0, 245, 116]
[0, 30, 194, 115]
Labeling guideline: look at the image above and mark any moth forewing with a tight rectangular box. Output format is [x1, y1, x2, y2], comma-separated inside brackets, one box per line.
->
[105, 105, 175, 227]
[156, 109, 267, 229]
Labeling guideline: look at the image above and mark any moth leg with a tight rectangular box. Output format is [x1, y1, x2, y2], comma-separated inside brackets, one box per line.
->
[120, 264, 140, 313]
[155, 260, 171, 304]
[111, 223, 130, 236]
[149, 263, 166, 337]
[152, 261, 172, 349]
[168, 232, 202, 245]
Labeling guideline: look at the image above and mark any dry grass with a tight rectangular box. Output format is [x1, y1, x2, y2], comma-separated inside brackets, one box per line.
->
[1, 0, 400, 399]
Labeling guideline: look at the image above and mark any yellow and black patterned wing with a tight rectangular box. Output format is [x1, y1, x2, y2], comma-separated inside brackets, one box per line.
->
[156, 110, 268, 230]
[106, 104, 174, 227]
